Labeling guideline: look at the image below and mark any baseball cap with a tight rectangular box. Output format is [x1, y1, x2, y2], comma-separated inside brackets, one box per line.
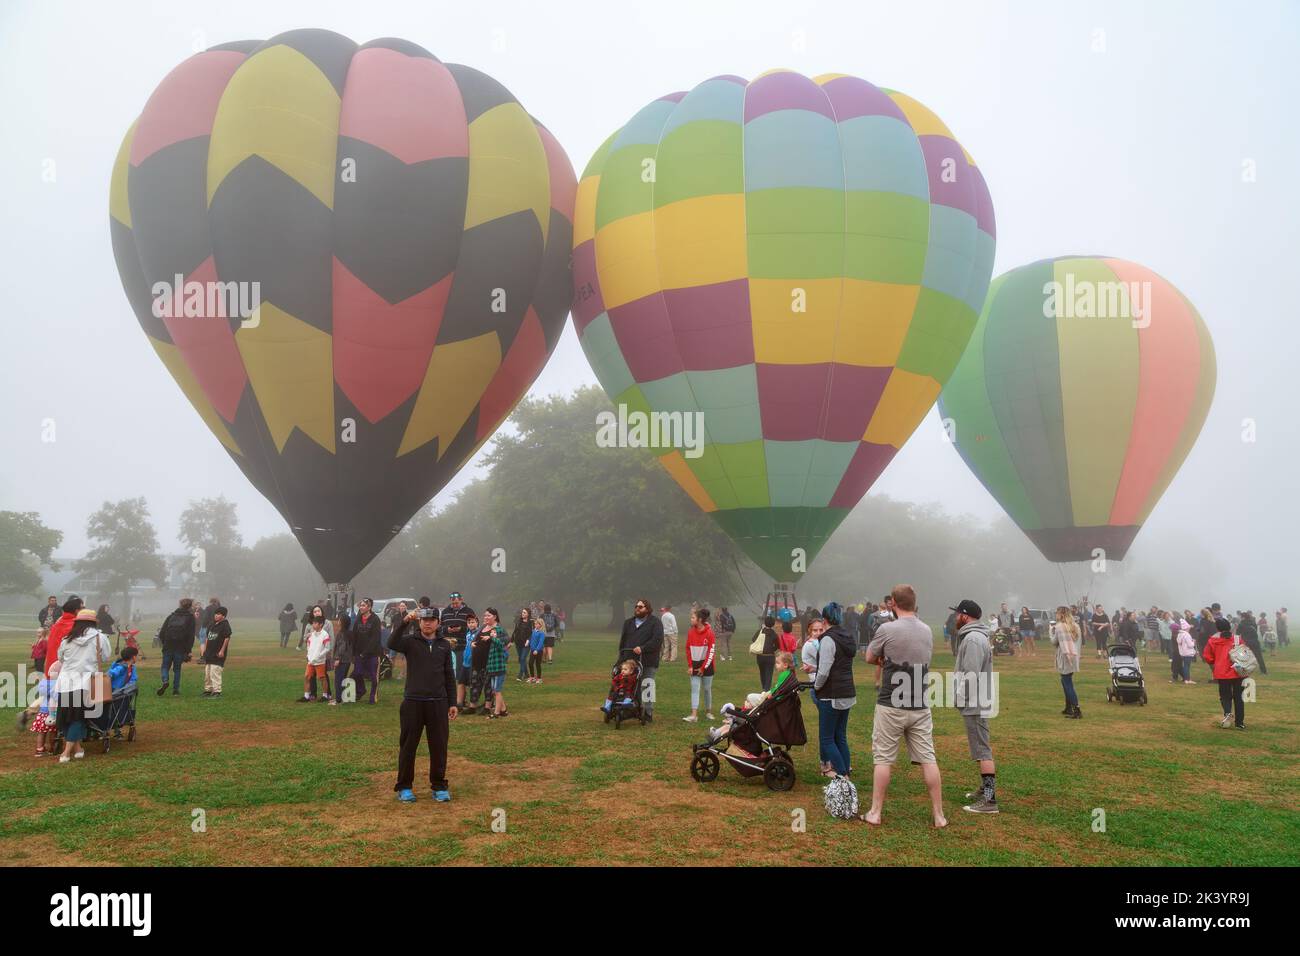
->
[448, 591, 462, 600]
[417, 607, 440, 621]
[949, 599, 982, 619]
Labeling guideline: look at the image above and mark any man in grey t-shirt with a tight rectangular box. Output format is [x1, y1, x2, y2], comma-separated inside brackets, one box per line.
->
[862, 584, 946, 828]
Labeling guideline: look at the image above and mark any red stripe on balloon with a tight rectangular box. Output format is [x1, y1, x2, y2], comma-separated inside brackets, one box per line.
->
[338, 48, 468, 163]
[477, 307, 546, 441]
[129, 51, 248, 166]
[158, 256, 248, 422]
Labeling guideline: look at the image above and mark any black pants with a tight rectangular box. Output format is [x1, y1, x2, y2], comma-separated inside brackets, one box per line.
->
[1217, 678, 1245, 727]
[395, 698, 450, 792]
[528, 652, 543, 678]
[280, 630, 291, 648]
[757, 655, 775, 691]
[1170, 652, 1182, 682]
[1244, 638, 1267, 675]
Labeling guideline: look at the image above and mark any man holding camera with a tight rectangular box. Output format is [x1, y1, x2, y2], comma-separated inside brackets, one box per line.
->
[388, 607, 458, 803]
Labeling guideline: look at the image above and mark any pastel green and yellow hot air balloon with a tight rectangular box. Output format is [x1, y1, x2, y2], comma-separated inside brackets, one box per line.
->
[110, 29, 575, 583]
[572, 70, 995, 581]
[938, 256, 1216, 562]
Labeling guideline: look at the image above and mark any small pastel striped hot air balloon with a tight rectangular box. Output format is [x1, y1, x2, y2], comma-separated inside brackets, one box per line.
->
[573, 70, 995, 581]
[110, 29, 575, 583]
[938, 256, 1217, 562]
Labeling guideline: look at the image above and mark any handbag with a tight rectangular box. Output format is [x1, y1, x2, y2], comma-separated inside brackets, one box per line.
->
[87, 632, 113, 708]
[824, 775, 859, 820]
[1228, 636, 1257, 677]
[748, 629, 766, 655]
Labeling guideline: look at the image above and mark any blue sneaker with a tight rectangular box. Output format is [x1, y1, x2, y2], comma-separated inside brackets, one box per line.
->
[397, 789, 416, 803]
[433, 789, 451, 803]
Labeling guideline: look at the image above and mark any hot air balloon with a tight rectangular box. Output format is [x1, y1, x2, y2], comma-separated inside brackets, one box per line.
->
[572, 71, 995, 581]
[110, 29, 576, 584]
[938, 256, 1216, 563]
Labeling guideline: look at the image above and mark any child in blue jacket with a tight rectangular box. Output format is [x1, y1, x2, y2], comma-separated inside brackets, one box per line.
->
[527, 620, 546, 683]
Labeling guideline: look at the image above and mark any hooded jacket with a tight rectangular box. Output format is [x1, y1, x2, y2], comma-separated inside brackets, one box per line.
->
[953, 621, 993, 716]
[351, 609, 383, 657]
[55, 627, 112, 695]
[1202, 632, 1242, 681]
[44, 610, 76, 678]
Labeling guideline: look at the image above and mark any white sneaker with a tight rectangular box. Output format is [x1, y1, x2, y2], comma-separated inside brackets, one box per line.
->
[682, 715, 697, 722]
[1218, 714, 1232, 728]
[705, 713, 715, 720]
[58, 754, 70, 763]
[72, 751, 85, 759]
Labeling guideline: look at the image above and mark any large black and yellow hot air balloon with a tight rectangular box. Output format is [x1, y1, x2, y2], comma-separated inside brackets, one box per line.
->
[110, 30, 576, 582]
[938, 256, 1216, 563]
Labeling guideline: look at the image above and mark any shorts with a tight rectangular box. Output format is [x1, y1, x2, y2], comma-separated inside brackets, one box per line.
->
[871, 706, 937, 766]
[304, 663, 328, 679]
[962, 713, 992, 761]
[544, 635, 555, 647]
[488, 673, 505, 694]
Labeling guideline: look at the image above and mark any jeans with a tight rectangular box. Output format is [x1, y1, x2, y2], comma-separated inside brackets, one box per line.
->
[516, 645, 529, 680]
[719, 631, 732, 658]
[689, 674, 713, 712]
[757, 655, 775, 691]
[1060, 673, 1078, 708]
[816, 696, 851, 774]
[161, 650, 184, 692]
[1180, 657, 1193, 681]
[1217, 678, 1245, 727]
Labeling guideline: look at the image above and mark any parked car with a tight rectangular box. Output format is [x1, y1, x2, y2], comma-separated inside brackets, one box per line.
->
[1028, 608, 1053, 640]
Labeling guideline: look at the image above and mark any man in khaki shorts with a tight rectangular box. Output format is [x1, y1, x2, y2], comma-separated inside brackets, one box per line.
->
[861, 584, 946, 828]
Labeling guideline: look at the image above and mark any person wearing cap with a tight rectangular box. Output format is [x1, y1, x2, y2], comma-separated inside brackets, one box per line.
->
[861, 584, 947, 828]
[200, 606, 232, 699]
[388, 606, 458, 802]
[54, 607, 112, 762]
[950, 600, 999, 814]
[660, 606, 678, 663]
[1203, 618, 1247, 729]
[440, 592, 475, 680]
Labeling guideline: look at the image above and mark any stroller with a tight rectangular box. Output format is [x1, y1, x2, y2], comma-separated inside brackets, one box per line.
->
[1106, 644, 1147, 705]
[689, 680, 809, 792]
[604, 654, 647, 729]
[991, 627, 1016, 656]
[54, 684, 139, 755]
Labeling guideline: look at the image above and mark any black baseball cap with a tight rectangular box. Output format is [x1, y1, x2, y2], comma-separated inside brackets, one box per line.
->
[417, 607, 440, 621]
[949, 599, 982, 619]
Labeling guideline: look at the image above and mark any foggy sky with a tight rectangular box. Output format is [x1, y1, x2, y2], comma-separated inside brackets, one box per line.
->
[1, 0, 1296, 607]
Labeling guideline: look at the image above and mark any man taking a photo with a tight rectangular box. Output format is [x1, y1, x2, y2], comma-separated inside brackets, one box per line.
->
[388, 607, 458, 803]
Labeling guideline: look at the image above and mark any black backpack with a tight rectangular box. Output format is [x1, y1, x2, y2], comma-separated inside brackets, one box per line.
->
[160, 610, 190, 645]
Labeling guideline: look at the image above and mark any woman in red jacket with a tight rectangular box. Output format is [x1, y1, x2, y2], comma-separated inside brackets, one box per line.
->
[682, 607, 717, 723]
[1202, 617, 1246, 729]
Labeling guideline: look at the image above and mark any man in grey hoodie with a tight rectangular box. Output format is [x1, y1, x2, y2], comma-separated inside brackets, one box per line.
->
[950, 599, 999, 814]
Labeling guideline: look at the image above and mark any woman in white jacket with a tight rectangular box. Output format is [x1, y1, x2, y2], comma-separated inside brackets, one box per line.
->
[55, 608, 112, 762]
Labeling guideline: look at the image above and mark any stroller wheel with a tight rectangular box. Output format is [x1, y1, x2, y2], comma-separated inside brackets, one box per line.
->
[1140, 690, 1148, 705]
[764, 757, 796, 792]
[690, 751, 720, 783]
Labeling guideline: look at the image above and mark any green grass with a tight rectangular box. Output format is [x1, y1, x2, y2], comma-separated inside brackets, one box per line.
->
[1, 620, 1297, 866]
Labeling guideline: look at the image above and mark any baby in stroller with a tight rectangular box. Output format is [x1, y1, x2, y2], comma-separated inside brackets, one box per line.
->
[707, 651, 796, 751]
[601, 658, 639, 714]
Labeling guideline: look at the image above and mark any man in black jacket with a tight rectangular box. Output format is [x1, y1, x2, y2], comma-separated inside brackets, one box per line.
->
[351, 598, 384, 704]
[388, 607, 458, 802]
[617, 599, 663, 721]
[157, 598, 197, 697]
[38, 595, 58, 627]
[439, 592, 474, 680]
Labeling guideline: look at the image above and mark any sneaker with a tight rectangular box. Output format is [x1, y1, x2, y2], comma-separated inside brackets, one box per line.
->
[397, 789, 416, 803]
[1234, 723, 1246, 730]
[328, 700, 338, 706]
[73, 751, 84, 760]
[320, 695, 331, 702]
[433, 789, 451, 803]
[298, 695, 313, 703]
[682, 715, 697, 723]
[705, 713, 715, 720]
[202, 691, 212, 698]
[963, 796, 999, 814]
[210, 693, 221, 699]
[1218, 714, 1232, 728]
[156, 683, 169, 697]
[58, 754, 71, 763]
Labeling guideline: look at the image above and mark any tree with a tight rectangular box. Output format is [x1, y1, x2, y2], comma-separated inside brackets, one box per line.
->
[484, 387, 742, 627]
[0, 511, 63, 596]
[178, 496, 248, 600]
[244, 533, 326, 615]
[75, 498, 166, 614]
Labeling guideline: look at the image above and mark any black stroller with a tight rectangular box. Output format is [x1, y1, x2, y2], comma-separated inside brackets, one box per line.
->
[604, 653, 647, 729]
[690, 679, 809, 791]
[1106, 644, 1147, 705]
[54, 684, 139, 754]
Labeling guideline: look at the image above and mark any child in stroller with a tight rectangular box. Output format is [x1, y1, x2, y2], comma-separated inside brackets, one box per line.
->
[1106, 643, 1147, 705]
[691, 652, 808, 792]
[604, 652, 646, 728]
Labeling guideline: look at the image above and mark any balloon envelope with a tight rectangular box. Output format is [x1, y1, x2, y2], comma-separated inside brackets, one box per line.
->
[573, 71, 995, 579]
[110, 29, 575, 582]
[938, 256, 1216, 562]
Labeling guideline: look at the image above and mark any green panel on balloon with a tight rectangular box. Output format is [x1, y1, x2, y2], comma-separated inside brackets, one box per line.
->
[595, 147, 658, 229]
[843, 233, 928, 285]
[580, 132, 617, 180]
[896, 286, 973, 382]
[653, 121, 743, 206]
[709, 506, 850, 581]
[715, 440, 769, 509]
[745, 190, 845, 280]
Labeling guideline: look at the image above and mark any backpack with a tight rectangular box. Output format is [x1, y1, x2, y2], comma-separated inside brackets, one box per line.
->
[1228, 636, 1257, 677]
[824, 775, 859, 819]
[159, 610, 190, 645]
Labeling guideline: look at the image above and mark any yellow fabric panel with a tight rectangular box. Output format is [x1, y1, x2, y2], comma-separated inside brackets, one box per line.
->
[398, 332, 502, 458]
[885, 91, 955, 140]
[148, 338, 242, 455]
[836, 279, 920, 366]
[110, 120, 136, 228]
[659, 449, 717, 512]
[864, 368, 941, 447]
[594, 210, 660, 309]
[653, 194, 748, 291]
[573, 174, 601, 247]
[750, 277, 840, 364]
[207, 44, 341, 209]
[812, 73, 850, 85]
[464, 102, 549, 244]
[236, 303, 335, 453]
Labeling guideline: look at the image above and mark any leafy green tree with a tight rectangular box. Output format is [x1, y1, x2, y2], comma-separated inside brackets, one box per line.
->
[178, 496, 249, 600]
[484, 387, 742, 627]
[75, 498, 166, 613]
[0, 511, 63, 596]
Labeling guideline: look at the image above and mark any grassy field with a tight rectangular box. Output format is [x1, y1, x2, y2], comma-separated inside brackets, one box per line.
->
[1, 611, 1297, 866]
